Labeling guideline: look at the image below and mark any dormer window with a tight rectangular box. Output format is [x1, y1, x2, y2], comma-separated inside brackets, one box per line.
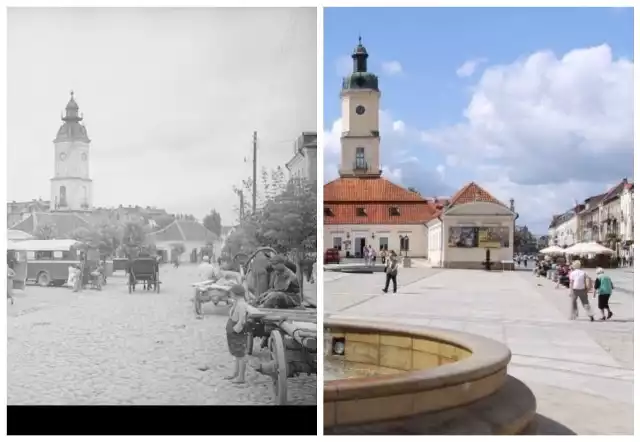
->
[389, 207, 400, 216]
[356, 207, 367, 216]
[324, 207, 333, 216]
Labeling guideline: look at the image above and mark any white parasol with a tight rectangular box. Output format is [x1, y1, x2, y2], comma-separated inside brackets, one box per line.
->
[539, 245, 566, 255]
[564, 242, 615, 256]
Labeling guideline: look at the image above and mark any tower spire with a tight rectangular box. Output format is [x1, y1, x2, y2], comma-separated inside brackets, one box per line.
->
[62, 90, 82, 122]
[352, 36, 368, 73]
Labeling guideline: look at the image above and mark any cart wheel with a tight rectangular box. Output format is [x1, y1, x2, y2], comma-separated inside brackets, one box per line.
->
[194, 294, 203, 316]
[268, 330, 288, 405]
[246, 332, 254, 356]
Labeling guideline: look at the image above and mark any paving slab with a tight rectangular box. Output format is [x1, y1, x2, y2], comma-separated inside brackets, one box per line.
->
[324, 268, 634, 435]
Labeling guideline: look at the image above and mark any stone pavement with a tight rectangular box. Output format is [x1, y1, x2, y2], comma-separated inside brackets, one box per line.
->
[324, 268, 634, 435]
[8, 265, 316, 405]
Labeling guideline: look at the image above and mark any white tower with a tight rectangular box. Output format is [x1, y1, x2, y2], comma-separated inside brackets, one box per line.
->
[51, 91, 93, 212]
[339, 37, 381, 178]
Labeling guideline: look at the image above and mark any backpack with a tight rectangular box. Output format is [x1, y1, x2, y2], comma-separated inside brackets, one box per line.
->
[598, 275, 613, 294]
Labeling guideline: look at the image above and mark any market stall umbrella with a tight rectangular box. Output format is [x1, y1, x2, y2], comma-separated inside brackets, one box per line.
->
[564, 242, 615, 256]
[539, 245, 566, 255]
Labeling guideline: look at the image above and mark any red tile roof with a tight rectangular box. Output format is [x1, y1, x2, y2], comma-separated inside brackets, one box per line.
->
[448, 182, 506, 207]
[324, 203, 436, 225]
[324, 177, 425, 202]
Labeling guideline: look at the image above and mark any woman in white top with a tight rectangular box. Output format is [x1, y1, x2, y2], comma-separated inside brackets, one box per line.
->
[568, 260, 594, 322]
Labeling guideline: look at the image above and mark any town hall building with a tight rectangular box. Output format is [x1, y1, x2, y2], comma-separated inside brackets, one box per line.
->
[323, 39, 517, 268]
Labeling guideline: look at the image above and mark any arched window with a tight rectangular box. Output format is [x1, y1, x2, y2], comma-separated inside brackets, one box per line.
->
[59, 186, 67, 207]
[355, 147, 366, 170]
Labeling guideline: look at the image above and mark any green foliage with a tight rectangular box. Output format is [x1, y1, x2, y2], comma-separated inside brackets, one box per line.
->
[223, 172, 316, 259]
[203, 209, 222, 237]
[35, 222, 58, 240]
[122, 221, 148, 249]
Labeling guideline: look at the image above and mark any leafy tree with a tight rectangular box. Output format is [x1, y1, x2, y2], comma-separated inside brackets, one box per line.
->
[203, 209, 222, 237]
[35, 222, 58, 240]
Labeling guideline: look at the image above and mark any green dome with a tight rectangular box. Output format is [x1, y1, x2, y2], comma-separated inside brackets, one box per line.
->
[342, 72, 379, 91]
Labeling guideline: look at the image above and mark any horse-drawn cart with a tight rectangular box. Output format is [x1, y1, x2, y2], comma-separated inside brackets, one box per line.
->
[236, 247, 317, 405]
[192, 280, 235, 316]
[127, 257, 161, 293]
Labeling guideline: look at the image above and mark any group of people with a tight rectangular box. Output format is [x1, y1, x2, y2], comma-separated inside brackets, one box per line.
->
[363, 245, 396, 266]
[559, 260, 616, 322]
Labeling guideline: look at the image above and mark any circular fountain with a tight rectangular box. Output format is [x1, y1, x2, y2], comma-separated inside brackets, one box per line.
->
[324, 318, 537, 435]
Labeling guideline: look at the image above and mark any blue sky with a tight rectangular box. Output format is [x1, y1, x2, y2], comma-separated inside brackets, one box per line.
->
[323, 7, 634, 234]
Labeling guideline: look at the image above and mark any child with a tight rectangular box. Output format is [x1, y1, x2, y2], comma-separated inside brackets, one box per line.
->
[225, 284, 249, 384]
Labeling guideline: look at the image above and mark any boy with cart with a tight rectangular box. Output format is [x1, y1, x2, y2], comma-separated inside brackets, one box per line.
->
[225, 284, 249, 384]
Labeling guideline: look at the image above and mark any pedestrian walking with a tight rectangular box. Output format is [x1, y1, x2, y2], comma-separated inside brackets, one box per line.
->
[371, 247, 377, 265]
[593, 267, 614, 320]
[7, 265, 15, 305]
[224, 284, 249, 384]
[72, 264, 83, 292]
[568, 261, 594, 321]
[381, 249, 387, 265]
[382, 251, 399, 294]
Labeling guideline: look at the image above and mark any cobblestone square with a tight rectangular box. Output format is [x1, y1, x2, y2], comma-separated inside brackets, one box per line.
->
[8, 265, 317, 406]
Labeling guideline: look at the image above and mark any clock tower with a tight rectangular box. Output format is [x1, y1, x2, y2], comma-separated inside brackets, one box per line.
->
[339, 37, 382, 178]
[51, 91, 93, 212]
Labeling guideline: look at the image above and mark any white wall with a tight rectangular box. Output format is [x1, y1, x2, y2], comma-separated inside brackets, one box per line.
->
[441, 202, 515, 268]
[427, 221, 443, 266]
[555, 216, 578, 247]
[324, 223, 428, 258]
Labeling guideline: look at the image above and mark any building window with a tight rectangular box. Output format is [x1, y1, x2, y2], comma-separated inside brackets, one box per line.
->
[333, 237, 342, 251]
[389, 207, 400, 216]
[400, 236, 410, 252]
[379, 237, 388, 251]
[59, 186, 67, 207]
[324, 207, 333, 216]
[355, 147, 366, 170]
[356, 207, 366, 216]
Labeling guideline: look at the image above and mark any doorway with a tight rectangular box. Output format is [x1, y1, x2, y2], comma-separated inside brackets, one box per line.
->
[357, 237, 366, 258]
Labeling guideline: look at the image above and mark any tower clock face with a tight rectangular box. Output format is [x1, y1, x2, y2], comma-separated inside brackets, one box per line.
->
[355, 105, 366, 115]
[59, 152, 67, 161]
[81, 153, 87, 161]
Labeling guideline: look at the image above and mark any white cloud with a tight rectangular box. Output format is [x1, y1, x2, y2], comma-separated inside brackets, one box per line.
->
[382, 166, 403, 184]
[381, 60, 403, 76]
[456, 58, 487, 78]
[392, 120, 406, 133]
[445, 155, 459, 167]
[423, 44, 633, 232]
[7, 8, 317, 224]
[436, 164, 446, 179]
[335, 55, 353, 77]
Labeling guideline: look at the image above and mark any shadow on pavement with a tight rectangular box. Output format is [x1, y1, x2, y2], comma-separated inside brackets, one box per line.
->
[533, 414, 577, 435]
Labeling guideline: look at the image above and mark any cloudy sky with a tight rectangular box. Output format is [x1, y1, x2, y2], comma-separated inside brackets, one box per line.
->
[7, 7, 317, 225]
[323, 7, 634, 234]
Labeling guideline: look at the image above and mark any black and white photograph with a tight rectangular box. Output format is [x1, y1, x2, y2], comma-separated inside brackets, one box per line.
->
[6, 7, 317, 434]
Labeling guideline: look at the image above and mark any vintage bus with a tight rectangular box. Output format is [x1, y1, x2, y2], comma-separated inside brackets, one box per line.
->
[9, 239, 85, 287]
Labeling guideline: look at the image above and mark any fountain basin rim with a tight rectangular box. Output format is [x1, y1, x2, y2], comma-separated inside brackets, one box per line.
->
[325, 318, 511, 402]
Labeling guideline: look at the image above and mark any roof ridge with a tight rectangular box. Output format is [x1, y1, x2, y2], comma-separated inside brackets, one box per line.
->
[174, 221, 187, 242]
[151, 219, 177, 236]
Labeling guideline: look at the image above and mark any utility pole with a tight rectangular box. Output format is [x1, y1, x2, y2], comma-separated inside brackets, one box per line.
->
[252, 131, 258, 214]
[235, 188, 244, 222]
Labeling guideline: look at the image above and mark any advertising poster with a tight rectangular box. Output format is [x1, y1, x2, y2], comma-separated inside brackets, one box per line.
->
[478, 227, 510, 248]
[448, 226, 479, 248]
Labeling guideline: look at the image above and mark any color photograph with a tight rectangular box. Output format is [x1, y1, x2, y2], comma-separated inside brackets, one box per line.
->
[322, 6, 633, 436]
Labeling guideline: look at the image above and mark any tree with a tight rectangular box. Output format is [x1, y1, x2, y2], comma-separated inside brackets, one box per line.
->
[203, 209, 222, 237]
[514, 225, 536, 254]
[35, 222, 58, 240]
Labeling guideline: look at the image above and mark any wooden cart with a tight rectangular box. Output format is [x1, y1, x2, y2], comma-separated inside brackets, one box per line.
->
[127, 257, 161, 293]
[245, 305, 317, 405]
[235, 246, 317, 405]
[192, 281, 234, 316]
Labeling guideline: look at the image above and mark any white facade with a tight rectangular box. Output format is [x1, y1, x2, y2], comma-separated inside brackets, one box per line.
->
[324, 223, 428, 258]
[286, 132, 317, 182]
[554, 215, 579, 247]
[427, 202, 515, 269]
[620, 186, 634, 242]
[339, 89, 381, 177]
